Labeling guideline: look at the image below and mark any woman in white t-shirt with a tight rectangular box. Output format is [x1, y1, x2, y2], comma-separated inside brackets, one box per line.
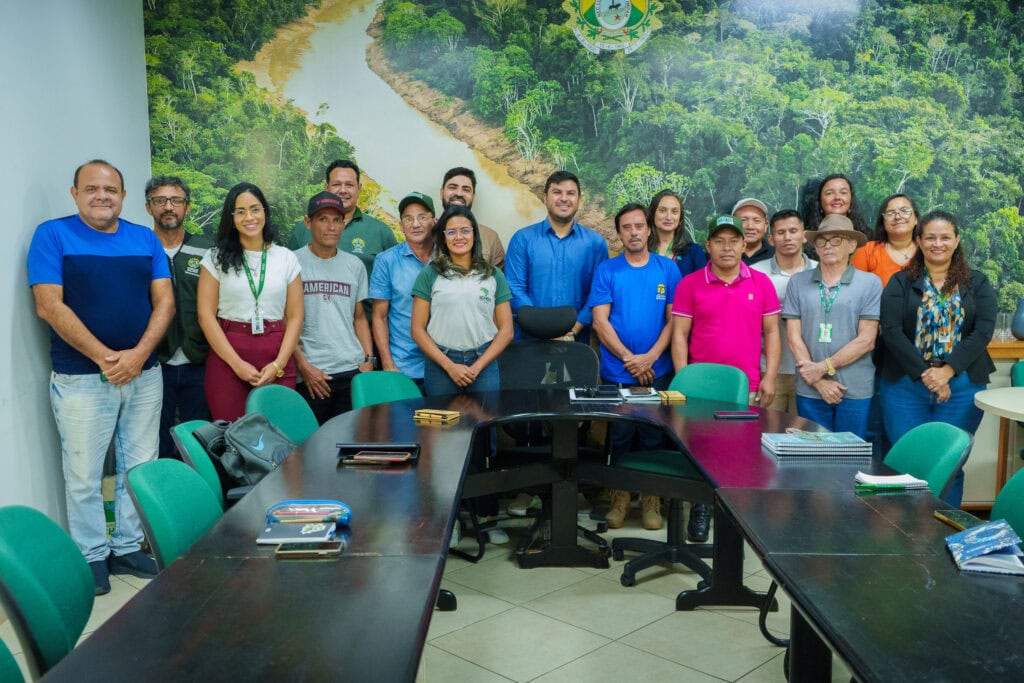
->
[411, 205, 513, 396]
[198, 182, 304, 420]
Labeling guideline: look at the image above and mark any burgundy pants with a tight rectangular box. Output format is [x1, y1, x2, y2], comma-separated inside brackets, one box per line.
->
[205, 318, 296, 421]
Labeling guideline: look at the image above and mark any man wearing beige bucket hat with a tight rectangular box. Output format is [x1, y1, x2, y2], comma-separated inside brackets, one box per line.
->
[782, 214, 882, 437]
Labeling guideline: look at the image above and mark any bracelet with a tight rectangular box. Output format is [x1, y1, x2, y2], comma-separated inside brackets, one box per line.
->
[271, 361, 285, 378]
[824, 357, 836, 377]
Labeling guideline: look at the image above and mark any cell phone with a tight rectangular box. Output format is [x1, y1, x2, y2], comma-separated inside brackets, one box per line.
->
[353, 450, 412, 462]
[274, 540, 345, 559]
[713, 410, 759, 420]
[629, 386, 654, 395]
[934, 509, 984, 531]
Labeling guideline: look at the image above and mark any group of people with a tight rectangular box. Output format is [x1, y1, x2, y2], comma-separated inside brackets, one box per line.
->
[28, 160, 996, 596]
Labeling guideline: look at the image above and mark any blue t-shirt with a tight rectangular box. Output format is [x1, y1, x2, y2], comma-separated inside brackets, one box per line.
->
[504, 218, 608, 340]
[586, 253, 682, 384]
[368, 242, 429, 379]
[27, 214, 171, 374]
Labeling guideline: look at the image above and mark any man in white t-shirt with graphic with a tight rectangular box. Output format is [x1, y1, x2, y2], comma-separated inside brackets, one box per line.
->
[293, 191, 374, 423]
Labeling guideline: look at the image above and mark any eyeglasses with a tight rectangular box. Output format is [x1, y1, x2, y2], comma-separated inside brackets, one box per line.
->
[814, 236, 848, 248]
[148, 196, 187, 207]
[444, 227, 474, 238]
[401, 213, 433, 226]
[232, 206, 264, 218]
[882, 207, 914, 219]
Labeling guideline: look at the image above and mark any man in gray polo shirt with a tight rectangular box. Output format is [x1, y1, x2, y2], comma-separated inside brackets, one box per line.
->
[782, 214, 882, 437]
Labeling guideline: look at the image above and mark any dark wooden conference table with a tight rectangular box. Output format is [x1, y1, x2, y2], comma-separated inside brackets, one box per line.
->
[44, 390, 1008, 682]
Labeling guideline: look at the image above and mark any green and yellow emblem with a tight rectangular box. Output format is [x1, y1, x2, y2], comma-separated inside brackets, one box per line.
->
[563, 0, 664, 54]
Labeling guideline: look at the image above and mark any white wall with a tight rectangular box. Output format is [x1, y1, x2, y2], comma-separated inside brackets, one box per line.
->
[0, 1, 152, 519]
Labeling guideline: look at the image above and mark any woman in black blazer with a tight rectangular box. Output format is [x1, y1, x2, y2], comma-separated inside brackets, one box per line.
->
[878, 211, 996, 505]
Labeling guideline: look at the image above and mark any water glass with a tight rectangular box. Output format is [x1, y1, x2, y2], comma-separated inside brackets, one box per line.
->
[996, 312, 1012, 342]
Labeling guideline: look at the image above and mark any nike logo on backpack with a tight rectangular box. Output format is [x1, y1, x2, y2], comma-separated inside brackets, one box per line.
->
[251, 433, 265, 451]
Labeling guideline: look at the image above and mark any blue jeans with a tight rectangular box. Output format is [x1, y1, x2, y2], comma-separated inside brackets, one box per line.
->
[795, 395, 872, 438]
[423, 343, 500, 396]
[879, 373, 984, 506]
[159, 362, 210, 458]
[50, 365, 163, 562]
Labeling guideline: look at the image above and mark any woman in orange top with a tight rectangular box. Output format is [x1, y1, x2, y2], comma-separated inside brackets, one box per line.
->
[852, 194, 920, 287]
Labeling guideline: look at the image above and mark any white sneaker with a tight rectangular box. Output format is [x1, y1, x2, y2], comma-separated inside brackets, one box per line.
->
[486, 527, 510, 544]
[508, 492, 541, 517]
[449, 519, 461, 549]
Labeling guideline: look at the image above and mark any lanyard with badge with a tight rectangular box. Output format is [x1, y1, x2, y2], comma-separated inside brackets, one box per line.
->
[242, 245, 268, 334]
[818, 280, 841, 343]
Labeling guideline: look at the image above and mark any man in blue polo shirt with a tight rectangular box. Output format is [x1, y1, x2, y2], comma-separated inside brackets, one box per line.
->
[28, 160, 175, 595]
[588, 203, 681, 530]
[369, 192, 435, 389]
[505, 170, 608, 342]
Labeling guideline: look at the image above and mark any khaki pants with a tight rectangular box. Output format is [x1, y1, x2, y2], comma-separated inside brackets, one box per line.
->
[764, 373, 797, 413]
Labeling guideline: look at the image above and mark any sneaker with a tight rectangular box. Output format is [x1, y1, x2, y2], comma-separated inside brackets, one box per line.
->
[90, 559, 111, 596]
[449, 519, 461, 549]
[485, 527, 510, 544]
[687, 503, 712, 543]
[508, 492, 541, 517]
[641, 495, 663, 530]
[108, 550, 158, 579]
[605, 490, 631, 529]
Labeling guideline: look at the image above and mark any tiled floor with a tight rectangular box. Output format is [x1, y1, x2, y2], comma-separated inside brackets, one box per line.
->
[0, 508, 852, 682]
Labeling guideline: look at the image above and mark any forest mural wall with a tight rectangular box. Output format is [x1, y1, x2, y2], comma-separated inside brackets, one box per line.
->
[145, 0, 1024, 308]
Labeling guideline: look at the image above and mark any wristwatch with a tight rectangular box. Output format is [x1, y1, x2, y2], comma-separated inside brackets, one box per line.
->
[272, 361, 285, 378]
[824, 357, 837, 377]
[364, 355, 378, 369]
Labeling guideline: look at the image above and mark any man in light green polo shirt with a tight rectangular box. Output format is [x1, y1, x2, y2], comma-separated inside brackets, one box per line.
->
[288, 160, 397, 278]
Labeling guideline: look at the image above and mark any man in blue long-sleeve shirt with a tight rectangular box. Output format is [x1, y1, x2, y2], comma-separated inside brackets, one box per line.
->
[505, 171, 608, 343]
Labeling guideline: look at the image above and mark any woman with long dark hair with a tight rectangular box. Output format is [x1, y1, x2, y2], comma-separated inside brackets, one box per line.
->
[879, 211, 996, 505]
[804, 173, 872, 237]
[852, 193, 921, 287]
[411, 205, 513, 395]
[647, 188, 706, 277]
[198, 182, 304, 420]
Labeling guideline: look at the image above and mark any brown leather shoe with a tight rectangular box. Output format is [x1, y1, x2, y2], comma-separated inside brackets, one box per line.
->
[605, 490, 631, 529]
[641, 495, 663, 530]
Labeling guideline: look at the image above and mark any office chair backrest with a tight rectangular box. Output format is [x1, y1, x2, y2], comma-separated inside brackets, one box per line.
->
[0, 638, 20, 683]
[498, 339, 600, 390]
[171, 420, 226, 509]
[517, 305, 577, 339]
[1011, 360, 1024, 388]
[245, 384, 319, 444]
[351, 371, 422, 409]
[0, 506, 94, 680]
[127, 460, 223, 570]
[669, 363, 749, 405]
[992, 467, 1024, 537]
[883, 423, 972, 499]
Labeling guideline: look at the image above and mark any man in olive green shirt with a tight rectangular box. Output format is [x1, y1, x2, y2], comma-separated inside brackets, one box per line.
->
[288, 160, 397, 278]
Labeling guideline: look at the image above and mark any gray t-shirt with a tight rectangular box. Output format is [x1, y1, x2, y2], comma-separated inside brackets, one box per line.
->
[412, 267, 511, 351]
[782, 265, 882, 400]
[752, 255, 817, 375]
[294, 246, 369, 375]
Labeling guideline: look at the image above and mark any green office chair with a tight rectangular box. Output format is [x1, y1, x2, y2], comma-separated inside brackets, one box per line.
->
[0, 638, 21, 683]
[883, 422, 973, 500]
[351, 371, 421, 409]
[245, 384, 319, 444]
[0, 506, 94, 680]
[1012, 361, 1024, 461]
[171, 420, 227, 508]
[991, 464, 1024, 537]
[126, 459, 223, 570]
[612, 363, 749, 586]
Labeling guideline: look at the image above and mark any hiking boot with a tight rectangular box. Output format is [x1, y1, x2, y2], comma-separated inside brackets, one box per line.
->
[687, 503, 712, 542]
[109, 550, 158, 578]
[641, 495, 663, 530]
[605, 490, 631, 529]
[90, 559, 111, 596]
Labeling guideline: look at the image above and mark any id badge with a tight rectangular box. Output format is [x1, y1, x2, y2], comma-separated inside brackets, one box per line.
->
[818, 322, 832, 343]
[938, 333, 951, 345]
[251, 308, 265, 335]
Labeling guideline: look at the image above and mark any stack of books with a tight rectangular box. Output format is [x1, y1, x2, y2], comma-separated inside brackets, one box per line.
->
[761, 430, 873, 459]
[854, 471, 929, 491]
[413, 409, 460, 425]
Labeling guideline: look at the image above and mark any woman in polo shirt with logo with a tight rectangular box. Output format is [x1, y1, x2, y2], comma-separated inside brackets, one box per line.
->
[878, 211, 996, 505]
[411, 205, 513, 395]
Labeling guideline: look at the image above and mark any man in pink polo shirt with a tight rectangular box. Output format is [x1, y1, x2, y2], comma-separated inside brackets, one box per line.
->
[670, 214, 782, 541]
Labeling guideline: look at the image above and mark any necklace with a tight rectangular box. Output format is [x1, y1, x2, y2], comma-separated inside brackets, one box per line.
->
[886, 242, 915, 263]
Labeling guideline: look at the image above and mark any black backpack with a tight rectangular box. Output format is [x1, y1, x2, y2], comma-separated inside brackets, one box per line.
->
[193, 413, 297, 488]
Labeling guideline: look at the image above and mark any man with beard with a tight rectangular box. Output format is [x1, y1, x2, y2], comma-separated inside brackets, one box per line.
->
[440, 166, 505, 268]
[145, 175, 212, 459]
[587, 203, 681, 530]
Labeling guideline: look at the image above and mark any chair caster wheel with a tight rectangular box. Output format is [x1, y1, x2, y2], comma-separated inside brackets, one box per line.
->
[435, 589, 457, 611]
[596, 522, 608, 532]
[620, 573, 636, 587]
[611, 548, 624, 561]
